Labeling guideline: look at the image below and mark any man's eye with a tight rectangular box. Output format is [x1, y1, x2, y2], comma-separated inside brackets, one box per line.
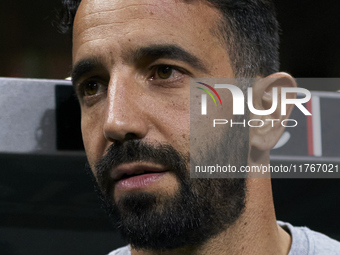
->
[156, 65, 174, 79]
[148, 65, 188, 87]
[82, 80, 100, 96]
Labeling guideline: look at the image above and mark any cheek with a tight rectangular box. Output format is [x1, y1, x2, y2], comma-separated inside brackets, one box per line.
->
[157, 96, 190, 152]
[190, 89, 235, 153]
[81, 107, 106, 167]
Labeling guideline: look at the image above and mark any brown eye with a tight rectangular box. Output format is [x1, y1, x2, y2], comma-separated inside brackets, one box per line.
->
[157, 66, 173, 79]
[83, 81, 99, 96]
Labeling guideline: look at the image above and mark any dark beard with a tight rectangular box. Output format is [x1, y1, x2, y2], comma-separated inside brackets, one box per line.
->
[86, 138, 247, 252]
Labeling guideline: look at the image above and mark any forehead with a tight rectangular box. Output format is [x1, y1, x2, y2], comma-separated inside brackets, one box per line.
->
[72, 0, 226, 64]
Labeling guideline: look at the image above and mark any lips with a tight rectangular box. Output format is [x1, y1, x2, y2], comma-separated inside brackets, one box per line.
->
[111, 163, 168, 190]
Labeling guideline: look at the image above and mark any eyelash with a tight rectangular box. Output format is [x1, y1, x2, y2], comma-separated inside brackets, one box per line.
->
[76, 78, 107, 100]
[148, 64, 188, 84]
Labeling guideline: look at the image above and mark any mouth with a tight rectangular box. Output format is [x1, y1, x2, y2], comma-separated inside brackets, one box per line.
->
[112, 163, 168, 190]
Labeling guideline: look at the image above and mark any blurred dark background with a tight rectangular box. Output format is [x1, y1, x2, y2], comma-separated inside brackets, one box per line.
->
[0, 0, 340, 254]
[0, 1, 71, 79]
[1, 1, 340, 84]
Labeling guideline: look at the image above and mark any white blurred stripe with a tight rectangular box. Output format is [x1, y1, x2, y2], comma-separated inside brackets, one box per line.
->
[201, 94, 207, 115]
[312, 96, 322, 156]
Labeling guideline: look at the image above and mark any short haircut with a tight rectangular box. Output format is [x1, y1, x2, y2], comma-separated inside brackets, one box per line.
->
[57, 0, 280, 77]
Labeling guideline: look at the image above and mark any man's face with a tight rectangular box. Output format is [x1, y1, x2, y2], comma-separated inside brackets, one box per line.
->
[72, 0, 247, 250]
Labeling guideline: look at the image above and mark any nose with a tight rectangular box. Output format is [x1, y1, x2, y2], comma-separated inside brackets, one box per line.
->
[103, 75, 149, 142]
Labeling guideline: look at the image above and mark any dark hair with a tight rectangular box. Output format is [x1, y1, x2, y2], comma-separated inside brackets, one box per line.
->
[57, 0, 279, 77]
[56, 0, 81, 34]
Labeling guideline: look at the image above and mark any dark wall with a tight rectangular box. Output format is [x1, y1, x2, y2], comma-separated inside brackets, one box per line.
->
[276, 0, 340, 82]
[0, 0, 72, 79]
[1, 0, 340, 84]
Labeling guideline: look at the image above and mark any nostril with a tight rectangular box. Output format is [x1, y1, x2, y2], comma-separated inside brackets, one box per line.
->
[125, 133, 139, 140]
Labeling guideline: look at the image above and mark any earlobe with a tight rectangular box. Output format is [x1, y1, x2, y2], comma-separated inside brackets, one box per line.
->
[249, 72, 297, 151]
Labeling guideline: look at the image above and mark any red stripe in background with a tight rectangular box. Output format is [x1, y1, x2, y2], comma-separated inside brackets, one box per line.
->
[306, 99, 314, 156]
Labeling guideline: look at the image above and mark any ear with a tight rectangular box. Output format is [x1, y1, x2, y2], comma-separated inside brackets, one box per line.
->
[249, 72, 297, 151]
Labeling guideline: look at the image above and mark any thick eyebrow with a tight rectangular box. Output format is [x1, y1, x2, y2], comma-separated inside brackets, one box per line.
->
[131, 44, 209, 74]
[71, 45, 209, 89]
[71, 58, 102, 91]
